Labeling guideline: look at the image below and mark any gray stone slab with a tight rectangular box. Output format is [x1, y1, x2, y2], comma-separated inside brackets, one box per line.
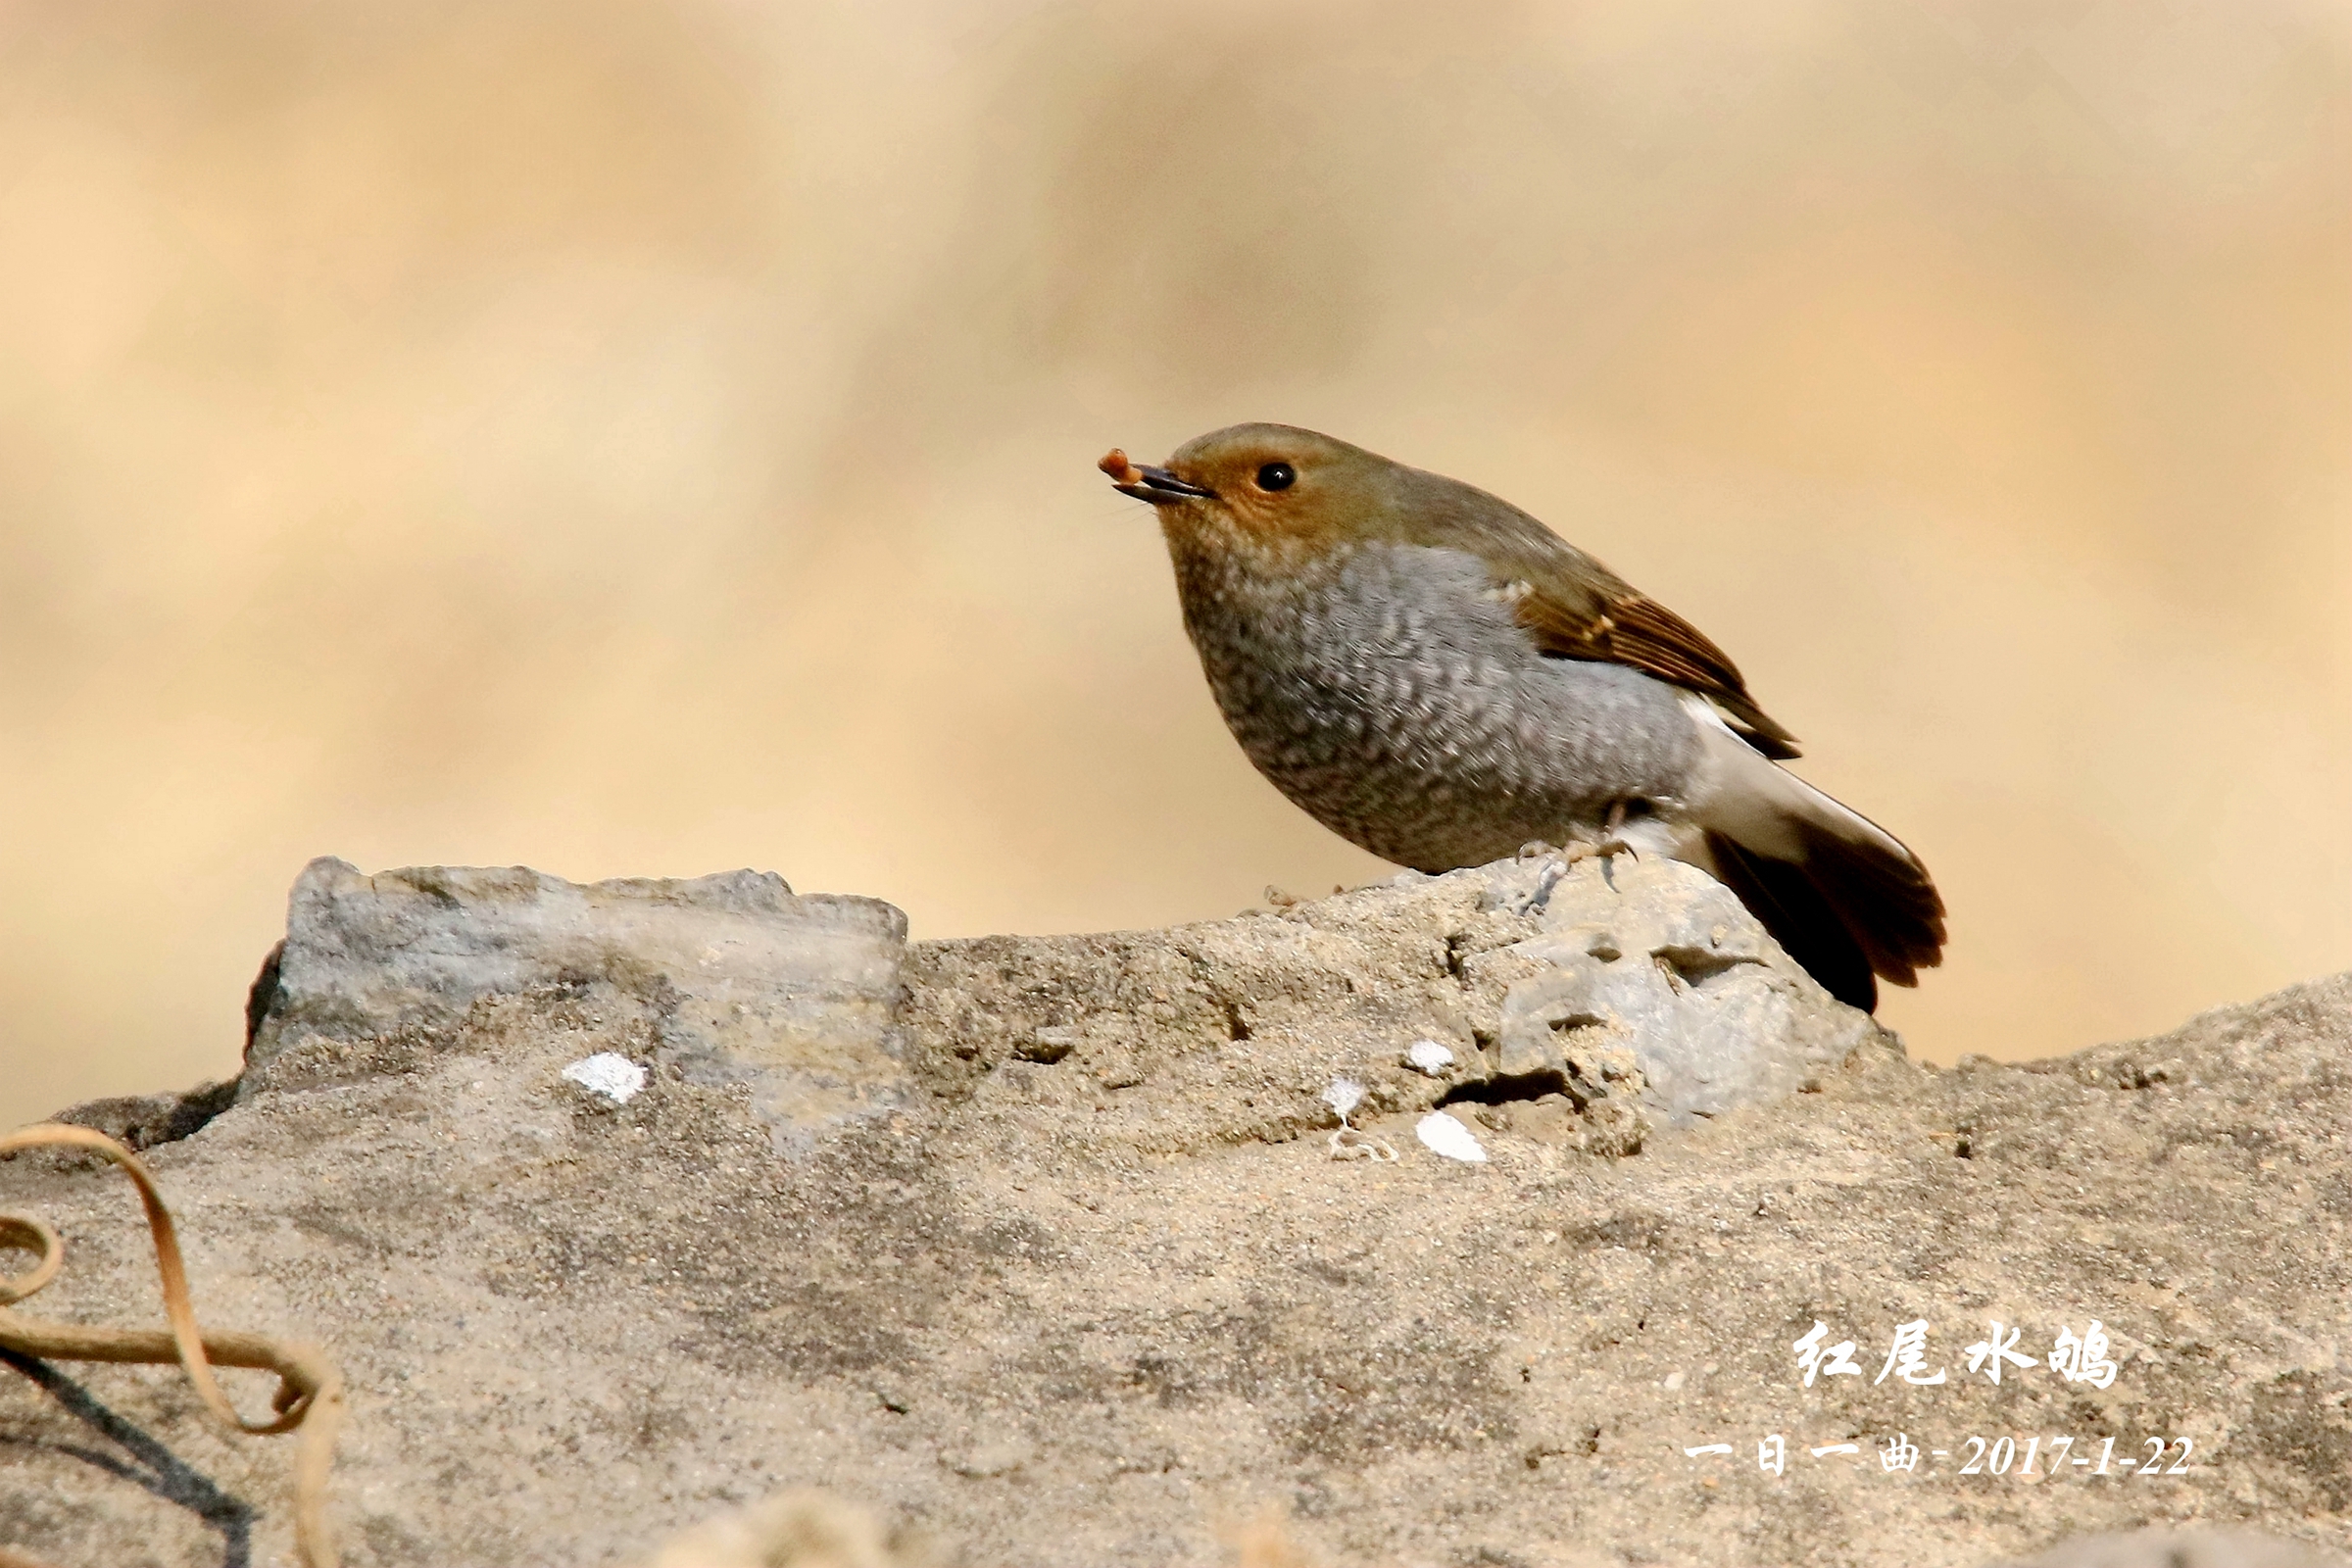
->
[244, 857, 911, 1151]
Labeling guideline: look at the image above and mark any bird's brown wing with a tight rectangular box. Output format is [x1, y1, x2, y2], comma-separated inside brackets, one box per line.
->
[1379, 463, 1802, 757]
[1509, 577, 1803, 760]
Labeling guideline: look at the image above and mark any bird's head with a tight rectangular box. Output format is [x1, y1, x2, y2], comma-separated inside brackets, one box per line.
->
[1098, 423, 1397, 561]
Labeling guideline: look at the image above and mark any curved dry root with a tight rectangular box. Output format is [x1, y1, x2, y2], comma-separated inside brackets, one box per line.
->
[0, 1123, 344, 1568]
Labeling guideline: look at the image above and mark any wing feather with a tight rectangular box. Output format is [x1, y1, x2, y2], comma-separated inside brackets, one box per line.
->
[1512, 583, 1801, 759]
[1378, 463, 1802, 758]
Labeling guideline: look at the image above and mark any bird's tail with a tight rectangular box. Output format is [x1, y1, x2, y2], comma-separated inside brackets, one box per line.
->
[1687, 718, 1945, 1012]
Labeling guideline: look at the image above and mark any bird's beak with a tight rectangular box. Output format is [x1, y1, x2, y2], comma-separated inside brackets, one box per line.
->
[1099, 449, 1216, 505]
[1123, 466, 1217, 504]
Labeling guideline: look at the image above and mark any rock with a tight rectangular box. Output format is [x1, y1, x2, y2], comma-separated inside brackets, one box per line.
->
[51, 1077, 239, 1152]
[646, 1487, 902, 1568]
[640, 1498, 2345, 1568]
[1404, 1039, 1455, 1076]
[1414, 1107, 1490, 1162]
[1488, 854, 1881, 1123]
[1989, 1529, 2349, 1567]
[562, 1053, 650, 1104]
[1015, 1027, 1079, 1064]
[901, 851, 1895, 1162]
[941, 1435, 1033, 1480]
[2, 855, 2348, 1567]
[245, 856, 912, 1151]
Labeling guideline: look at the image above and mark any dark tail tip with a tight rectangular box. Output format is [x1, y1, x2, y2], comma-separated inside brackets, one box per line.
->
[1705, 827, 1946, 1013]
[1708, 834, 1880, 1009]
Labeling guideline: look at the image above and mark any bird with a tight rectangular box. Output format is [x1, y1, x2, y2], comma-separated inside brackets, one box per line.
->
[1098, 422, 1943, 1012]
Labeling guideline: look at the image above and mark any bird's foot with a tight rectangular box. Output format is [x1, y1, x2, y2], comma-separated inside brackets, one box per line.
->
[1558, 836, 1635, 868]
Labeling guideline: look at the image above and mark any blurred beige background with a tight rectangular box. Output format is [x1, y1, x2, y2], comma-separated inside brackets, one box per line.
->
[2, 0, 2346, 1129]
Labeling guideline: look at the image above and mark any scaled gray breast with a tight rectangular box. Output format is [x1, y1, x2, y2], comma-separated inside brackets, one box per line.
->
[1174, 541, 1698, 870]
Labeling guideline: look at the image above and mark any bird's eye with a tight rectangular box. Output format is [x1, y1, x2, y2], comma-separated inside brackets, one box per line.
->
[1255, 462, 1297, 492]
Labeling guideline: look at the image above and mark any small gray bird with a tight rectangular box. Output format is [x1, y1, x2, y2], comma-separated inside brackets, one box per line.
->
[1100, 423, 1943, 1011]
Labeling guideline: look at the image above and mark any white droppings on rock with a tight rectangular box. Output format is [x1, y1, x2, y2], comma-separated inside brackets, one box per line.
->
[1416, 1110, 1488, 1163]
[1321, 1077, 1366, 1123]
[1405, 1039, 1455, 1076]
[563, 1053, 647, 1104]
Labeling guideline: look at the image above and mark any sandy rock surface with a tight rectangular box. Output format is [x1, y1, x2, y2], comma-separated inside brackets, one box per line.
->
[3, 856, 2348, 1567]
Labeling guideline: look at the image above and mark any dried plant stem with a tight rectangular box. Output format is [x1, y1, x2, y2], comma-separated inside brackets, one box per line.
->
[0, 1123, 344, 1568]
